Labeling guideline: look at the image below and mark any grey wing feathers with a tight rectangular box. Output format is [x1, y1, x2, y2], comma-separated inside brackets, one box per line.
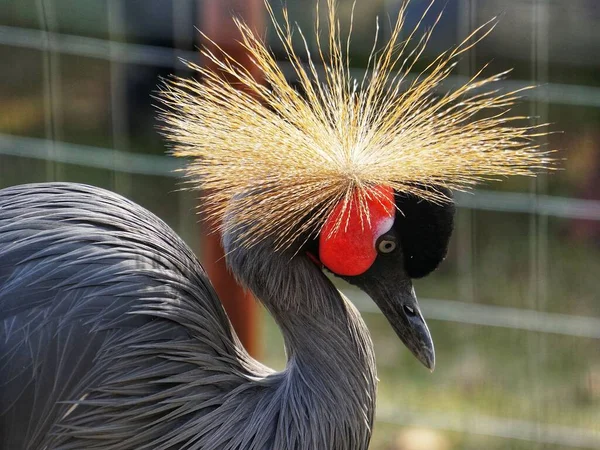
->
[0, 183, 246, 449]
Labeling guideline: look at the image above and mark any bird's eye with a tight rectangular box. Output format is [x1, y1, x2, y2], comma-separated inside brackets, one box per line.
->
[377, 238, 396, 254]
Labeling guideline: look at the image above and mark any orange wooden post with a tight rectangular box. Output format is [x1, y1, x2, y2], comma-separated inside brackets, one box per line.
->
[199, 0, 264, 356]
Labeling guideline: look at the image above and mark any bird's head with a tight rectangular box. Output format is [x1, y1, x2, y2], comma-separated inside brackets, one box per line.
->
[159, 0, 551, 369]
[305, 185, 454, 370]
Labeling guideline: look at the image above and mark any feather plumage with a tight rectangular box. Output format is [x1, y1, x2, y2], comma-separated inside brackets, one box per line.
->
[0, 183, 376, 449]
[159, 0, 552, 250]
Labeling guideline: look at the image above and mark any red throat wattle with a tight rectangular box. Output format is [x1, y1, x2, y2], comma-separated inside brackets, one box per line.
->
[319, 186, 396, 276]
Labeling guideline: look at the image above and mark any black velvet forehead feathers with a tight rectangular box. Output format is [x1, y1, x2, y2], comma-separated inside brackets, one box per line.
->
[394, 188, 455, 279]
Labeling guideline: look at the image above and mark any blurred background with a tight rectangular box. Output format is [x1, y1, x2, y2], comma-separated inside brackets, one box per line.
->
[0, 0, 599, 449]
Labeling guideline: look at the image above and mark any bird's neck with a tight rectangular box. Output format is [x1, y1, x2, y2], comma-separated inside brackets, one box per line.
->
[225, 242, 376, 449]
[225, 240, 377, 448]
[273, 285, 376, 390]
[273, 294, 377, 445]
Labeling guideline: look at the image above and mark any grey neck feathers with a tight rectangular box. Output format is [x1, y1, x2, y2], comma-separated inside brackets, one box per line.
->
[223, 235, 378, 449]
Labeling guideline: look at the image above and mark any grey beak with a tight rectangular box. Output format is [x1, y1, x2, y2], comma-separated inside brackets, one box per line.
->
[371, 283, 435, 371]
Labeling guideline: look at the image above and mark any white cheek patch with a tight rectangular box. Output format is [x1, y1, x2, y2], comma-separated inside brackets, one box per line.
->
[373, 216, 395, 245]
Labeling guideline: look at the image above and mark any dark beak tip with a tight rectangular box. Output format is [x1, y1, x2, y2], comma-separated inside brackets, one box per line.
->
[419, 350, 436, 372]
[427, 357, 436, 373]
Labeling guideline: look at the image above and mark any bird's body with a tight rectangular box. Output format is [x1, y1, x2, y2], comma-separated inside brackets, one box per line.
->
[0, 182, 375, 450]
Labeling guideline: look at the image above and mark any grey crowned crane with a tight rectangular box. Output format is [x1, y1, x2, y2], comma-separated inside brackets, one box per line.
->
[0, 1, 549, 448]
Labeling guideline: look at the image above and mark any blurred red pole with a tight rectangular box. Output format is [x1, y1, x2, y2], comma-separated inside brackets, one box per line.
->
[199, 0, 264, 357]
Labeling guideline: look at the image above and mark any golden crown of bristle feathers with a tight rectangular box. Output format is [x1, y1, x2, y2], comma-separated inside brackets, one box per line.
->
[158, 0, 552, 250]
